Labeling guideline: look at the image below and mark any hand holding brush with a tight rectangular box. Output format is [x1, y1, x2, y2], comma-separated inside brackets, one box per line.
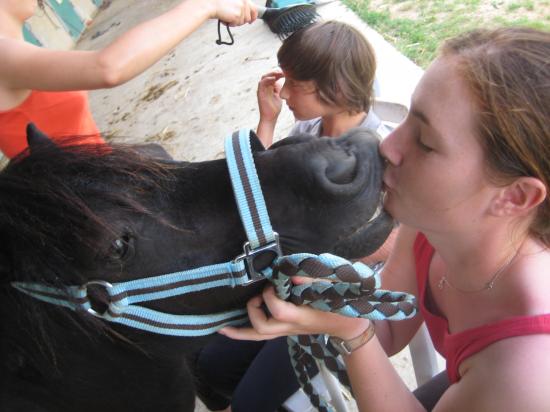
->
[216, 2, 320, 45]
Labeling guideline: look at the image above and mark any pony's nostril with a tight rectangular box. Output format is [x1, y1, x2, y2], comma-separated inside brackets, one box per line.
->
[325, 154, 357, 184]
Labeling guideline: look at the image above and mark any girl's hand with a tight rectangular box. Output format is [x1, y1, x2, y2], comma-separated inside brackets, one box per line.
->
[208, 0, 258, 26]
[220, 284, 369, 341]
[257, 71, 284, 123]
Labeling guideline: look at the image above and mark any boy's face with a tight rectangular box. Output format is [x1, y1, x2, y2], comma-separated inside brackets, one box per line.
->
[280, 71, 336, 121]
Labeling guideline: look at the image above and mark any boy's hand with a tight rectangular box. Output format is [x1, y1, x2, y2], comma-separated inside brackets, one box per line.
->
[257, 71, 284, 122]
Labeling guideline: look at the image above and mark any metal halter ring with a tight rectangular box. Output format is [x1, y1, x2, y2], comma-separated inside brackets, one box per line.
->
[79, 280, 114, 318]
[233, 233, 282, 285]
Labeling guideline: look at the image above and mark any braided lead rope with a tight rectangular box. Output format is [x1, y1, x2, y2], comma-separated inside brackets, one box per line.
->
[288, 338, 333, 412]
[289, 334, 353, 408]
[268, 253, 417, 411]
[294, 334, 351, 388]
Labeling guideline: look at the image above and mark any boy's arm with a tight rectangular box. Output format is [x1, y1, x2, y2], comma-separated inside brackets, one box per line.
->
[256, 119, 277, 148]
[256, 71, 283, 147]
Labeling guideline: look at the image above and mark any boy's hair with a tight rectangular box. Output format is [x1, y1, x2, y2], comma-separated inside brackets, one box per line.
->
[277, 21, 376, 113]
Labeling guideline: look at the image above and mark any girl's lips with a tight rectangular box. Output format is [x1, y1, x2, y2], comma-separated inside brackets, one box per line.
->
[383, 169, 396, 191]
[382, 177, 393, 191]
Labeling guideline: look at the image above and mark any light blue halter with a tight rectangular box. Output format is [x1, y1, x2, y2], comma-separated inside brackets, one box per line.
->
[12, 129, 282, 336]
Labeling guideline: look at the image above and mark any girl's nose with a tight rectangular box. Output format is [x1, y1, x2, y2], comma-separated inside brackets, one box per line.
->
[379, 129, 402, 167]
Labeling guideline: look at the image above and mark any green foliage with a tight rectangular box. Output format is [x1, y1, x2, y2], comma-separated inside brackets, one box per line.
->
[343, 0, 550, 68]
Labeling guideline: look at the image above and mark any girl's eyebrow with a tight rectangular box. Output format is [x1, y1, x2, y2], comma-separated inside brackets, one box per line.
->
[410, 105, 445, 142]
[410, 107, 431, 126]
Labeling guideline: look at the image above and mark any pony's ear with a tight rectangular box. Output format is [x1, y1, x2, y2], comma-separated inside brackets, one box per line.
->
[26, 123, 56, 151]
[249, 130, 266, 152]
[136, 143, 173, 160]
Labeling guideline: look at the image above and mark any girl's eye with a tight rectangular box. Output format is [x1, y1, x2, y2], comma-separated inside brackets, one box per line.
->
[416, 137, 433, 152]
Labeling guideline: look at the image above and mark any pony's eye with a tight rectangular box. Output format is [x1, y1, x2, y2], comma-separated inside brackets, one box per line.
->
[107, 235, 133, 261]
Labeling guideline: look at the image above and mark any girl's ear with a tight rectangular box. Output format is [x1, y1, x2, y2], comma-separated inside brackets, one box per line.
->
[491, 177, 547, 217]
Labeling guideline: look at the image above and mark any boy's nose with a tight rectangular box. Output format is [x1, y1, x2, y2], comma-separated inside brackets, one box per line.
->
[279, 81, 290, 100]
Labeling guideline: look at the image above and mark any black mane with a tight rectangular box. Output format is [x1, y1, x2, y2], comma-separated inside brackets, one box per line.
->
[0, 141, 176, 285]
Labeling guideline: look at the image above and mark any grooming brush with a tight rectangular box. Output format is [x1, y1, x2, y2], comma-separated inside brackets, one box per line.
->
[258, 4, 319, 38]
[215, 3, 320, 45]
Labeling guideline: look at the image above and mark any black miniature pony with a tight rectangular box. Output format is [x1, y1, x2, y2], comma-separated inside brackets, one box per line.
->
[0, 125, 392, 411]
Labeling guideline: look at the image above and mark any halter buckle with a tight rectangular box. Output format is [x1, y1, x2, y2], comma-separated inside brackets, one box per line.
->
[79, 280, 114, 318]
[234, 233, 282, 285]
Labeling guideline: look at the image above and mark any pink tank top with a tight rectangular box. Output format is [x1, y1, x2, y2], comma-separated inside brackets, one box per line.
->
[414, 232, 550, 383]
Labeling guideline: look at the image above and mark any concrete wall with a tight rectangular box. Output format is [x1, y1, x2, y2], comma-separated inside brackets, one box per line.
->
[23, 0, 103, 49]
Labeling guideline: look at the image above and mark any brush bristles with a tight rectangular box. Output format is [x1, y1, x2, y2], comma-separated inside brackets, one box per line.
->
[262, 5, 319, 38]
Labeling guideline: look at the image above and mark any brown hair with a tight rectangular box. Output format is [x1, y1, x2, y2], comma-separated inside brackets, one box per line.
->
[277, 20, 376, 113]
[441, 27, 550, 245]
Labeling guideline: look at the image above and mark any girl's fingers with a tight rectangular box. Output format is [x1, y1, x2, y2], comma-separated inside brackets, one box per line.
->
[260, 286, 310, 327]
[241, 1, 249, 24]
[221, 290, 296, 338]
[244, 1, 257, 23]
[219, 326, 280, 341]
[249, 3, 258, 21]
[291, 275, 316, 285]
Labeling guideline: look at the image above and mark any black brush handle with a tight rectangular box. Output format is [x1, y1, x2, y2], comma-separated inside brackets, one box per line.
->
[257, 5, 299, 19]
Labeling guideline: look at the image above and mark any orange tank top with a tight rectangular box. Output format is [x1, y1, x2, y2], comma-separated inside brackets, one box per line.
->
[0, 90, 104, 158]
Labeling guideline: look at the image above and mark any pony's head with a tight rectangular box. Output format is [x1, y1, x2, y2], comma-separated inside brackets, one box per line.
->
[0, 125, 392, 411]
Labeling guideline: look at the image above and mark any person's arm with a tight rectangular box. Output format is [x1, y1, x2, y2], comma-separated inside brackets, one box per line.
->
[373, 225, 425, 355]
[256, 71, 283, 147]
[318, 225, 426, 411]
[0, 0, 257, 91]
[340, 327, 426, 412]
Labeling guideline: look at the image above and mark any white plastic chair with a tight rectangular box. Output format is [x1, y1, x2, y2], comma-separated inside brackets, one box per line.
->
[409, 323, 445, 386]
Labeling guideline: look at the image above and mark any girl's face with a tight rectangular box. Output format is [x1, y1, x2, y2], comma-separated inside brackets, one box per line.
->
[279, 72, 336, 120]
[380, 57, 498, 234]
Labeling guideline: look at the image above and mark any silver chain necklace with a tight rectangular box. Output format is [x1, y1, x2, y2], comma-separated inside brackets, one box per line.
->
[437, 248, 521, 293]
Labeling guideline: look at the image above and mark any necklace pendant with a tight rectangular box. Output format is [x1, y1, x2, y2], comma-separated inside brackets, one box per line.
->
[437, 277, 446, 290]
